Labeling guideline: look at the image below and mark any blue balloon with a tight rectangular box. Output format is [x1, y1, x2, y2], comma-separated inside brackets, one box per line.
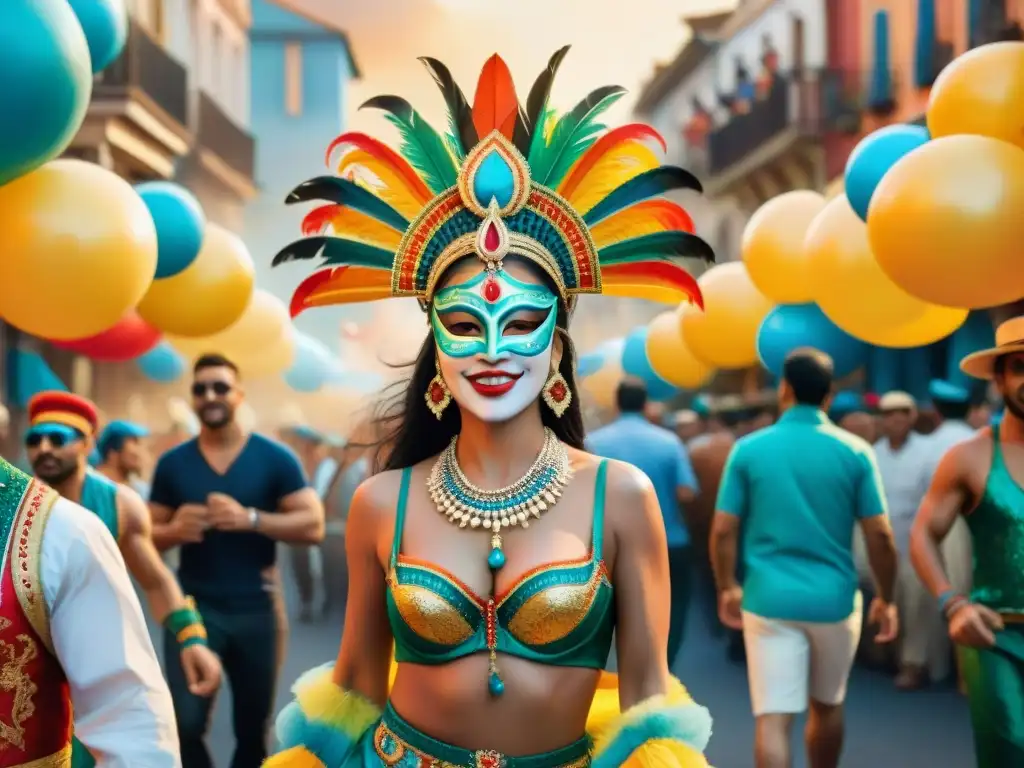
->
[576, 353, 604, 378]
[285, 334, 337, 393]
[757, 304, 868, 378]
[0, 1, 92, 187]
[5, 348, 68, 408]
[136, 182, 206, 279]
[621, 327, 676, 402]
[137, 342, 185, 383]
[67, 0, 127, 74]
[844, 125, 929, 221]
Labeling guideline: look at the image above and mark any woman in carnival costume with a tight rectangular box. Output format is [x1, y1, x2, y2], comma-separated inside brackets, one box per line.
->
[267, 48, 717, 768]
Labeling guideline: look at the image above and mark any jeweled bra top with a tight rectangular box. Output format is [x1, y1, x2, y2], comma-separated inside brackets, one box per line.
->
[386, 461, 615, 678]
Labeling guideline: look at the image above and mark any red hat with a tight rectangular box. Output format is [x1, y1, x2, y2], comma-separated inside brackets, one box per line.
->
[27, 391, 99, 436]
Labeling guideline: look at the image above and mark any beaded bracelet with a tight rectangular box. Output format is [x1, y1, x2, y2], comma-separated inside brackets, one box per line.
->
[163, 596, 208, 649]
[938, 589, 969, 620]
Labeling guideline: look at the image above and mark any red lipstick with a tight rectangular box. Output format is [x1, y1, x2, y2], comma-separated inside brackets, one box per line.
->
[466, 370, 523, 398]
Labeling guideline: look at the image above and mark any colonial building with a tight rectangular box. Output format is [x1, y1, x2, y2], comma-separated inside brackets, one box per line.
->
[244, 0, 360, 350]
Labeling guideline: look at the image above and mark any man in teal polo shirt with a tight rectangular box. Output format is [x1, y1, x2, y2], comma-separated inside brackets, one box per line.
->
[711, 349, 900, 768]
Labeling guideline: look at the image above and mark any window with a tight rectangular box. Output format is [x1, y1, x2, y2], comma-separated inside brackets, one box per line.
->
[285, 42, 303, 116]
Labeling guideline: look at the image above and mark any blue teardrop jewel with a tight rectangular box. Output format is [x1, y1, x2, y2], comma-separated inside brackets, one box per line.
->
[487, 534, 506, 571]
[473, 150, 516, 210]
[488, 670, 506, 697]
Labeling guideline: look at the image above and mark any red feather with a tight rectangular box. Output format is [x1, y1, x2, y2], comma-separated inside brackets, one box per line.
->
[302, 205, 341, 236]
[631, 200, 695, 233]
[290, 269, 338, 317]
[472, 55, 520, 140]
[324, 132, 432, 202]
[601, 261, 704, 310]
[559, 124, 666, 200]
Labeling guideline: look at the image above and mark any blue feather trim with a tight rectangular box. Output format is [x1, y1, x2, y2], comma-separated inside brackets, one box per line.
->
[275, 698, 377, 767]
[592, 702, 713, 768]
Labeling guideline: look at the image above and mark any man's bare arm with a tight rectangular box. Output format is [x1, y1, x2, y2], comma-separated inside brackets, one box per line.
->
[120, 488, 186, 622]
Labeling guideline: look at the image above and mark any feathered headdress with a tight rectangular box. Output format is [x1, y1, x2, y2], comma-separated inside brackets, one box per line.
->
[275, 48, 715, 317]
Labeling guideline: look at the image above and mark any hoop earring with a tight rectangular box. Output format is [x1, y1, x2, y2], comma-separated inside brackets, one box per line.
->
[425, 358, 452, 419]
[542, 368, 571, 418]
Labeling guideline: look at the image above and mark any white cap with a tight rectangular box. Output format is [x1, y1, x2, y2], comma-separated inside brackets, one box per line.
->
[674, 410, 699, 426]
[878, 391, 916, 412]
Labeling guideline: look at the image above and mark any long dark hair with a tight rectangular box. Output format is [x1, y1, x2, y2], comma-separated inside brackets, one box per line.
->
[368, 295, 586, 473]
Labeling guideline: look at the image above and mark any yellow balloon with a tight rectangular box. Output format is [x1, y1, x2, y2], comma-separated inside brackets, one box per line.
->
[204, 288, 290, 357]
[235, 328, 297, 378]
[867, 135, 1024, 309]
[580, 344, 623, 411]
[645, 312, 714, 388]
[741, 190, 827, 304]
[806, 195, 968, 346]
[138, 223, 255, 336]
[868, 303, 968, 349]
[680, 262, 773, 369]
[0, 159, 157, 340]
[927, 41, 1024, 152]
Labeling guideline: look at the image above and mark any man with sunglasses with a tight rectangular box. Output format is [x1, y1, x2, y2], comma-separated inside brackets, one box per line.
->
[148, 354, 324, 768]
[25, 391, 223, 767]
[0, 395, 179, 765]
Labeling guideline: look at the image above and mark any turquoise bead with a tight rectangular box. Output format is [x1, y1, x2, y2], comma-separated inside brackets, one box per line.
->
[487, 547, 506, 571]
[488, 671, 505, 697]
[473, 150, 515, 209]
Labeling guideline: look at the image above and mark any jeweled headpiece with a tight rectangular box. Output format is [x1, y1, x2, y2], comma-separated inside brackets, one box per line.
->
[275, 48, 715, 316]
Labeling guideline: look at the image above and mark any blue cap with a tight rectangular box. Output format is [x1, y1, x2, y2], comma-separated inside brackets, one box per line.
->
[96, 420, 150, 458]
[929, 379, 970, 404]
[829, 391, 864, 419]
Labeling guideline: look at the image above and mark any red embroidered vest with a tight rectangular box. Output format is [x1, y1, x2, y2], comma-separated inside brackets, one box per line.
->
[0, 462, 72, 767]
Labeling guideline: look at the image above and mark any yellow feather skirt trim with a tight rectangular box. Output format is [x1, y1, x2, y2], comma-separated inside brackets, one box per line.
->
[264, 746, 327, 768]
[294, 665, 382, 738]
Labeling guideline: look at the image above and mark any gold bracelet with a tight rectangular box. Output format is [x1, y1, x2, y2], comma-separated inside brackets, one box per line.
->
[176, 624, 207, 644]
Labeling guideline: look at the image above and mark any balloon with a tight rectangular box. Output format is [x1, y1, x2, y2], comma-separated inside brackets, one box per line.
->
[202, 288, 291, 359]
[757, 304, 868, 378]
[0, 159, 157, 339]
[741, 190, 826, 304]
[645, 311, 714, 389]
[576, 353, 604, 378]
[136, 182, 206, 279]
[867, 135, 1024, 309]
[138, 223, 255, 337]
[67, 0, 127, 73]
[580, 340, 624, 410]
[806, 195, 967, 347]
[867, 304, 971, 348]
[170, 319, 296, 380]
[927, 41, 1024, 152]
[52, 312, 160, 362]
[0, 1, 91, 187]
[236, 329, 296, 378]
[285, 334, 337, 393]
[137, 342, 185, 383]
[844, 125, 930, 221]
[621, 327, 676, 402]
[680, 262, 773, 369]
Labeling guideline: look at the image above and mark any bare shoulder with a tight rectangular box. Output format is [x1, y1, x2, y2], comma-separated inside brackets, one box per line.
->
[349, 456, 436, 527]
[115, 483, 149, 530]
[943, 427, 993, 475]
[575, 450, 659, 534]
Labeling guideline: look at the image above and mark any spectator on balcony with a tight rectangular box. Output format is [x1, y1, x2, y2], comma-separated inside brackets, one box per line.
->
[733, 62, 756, 114]
[757, 35, 780, 98]
[683, 98, 713, 146]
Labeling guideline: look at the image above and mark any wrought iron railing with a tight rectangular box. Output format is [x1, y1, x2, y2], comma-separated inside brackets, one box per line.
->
[197, 92, 255, 180]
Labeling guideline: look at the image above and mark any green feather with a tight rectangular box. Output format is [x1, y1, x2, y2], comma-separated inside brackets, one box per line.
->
[272, 236, 396, 270]
[527, 106, 554, 164]
[598, 231, 715, 265]
[583, 167, 703, 226]
[529, 85, 626, 188]
[285, 176, 408, 232]
[361, 95, 458, 193]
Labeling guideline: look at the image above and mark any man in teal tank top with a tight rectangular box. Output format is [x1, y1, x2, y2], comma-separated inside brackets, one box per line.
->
[911, 317, 1024, 767]
[25, 391, 223, 768]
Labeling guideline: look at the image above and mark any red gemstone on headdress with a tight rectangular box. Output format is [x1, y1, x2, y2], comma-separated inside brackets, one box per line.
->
[429, 382, 446, 404]
[549, 381, 567, 402]
[483, 277, 501, 302]
[483, 222, 501, 253]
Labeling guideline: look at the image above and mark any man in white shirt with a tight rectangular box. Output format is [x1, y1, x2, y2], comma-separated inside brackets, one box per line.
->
[0, 455, 179, 766]
[874, 391, 943, 689]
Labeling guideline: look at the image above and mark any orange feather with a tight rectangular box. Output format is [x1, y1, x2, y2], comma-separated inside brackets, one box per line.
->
[472, 54, 520, 140]
[600, 261, 703, 309]
[335, 149, 426, 220]
[589, 201, 694, 248]
[300, 205, 403, 250]
[290, 267, 393, 317]
[558, 124, 666, 202]
[325, 132, 432, 202]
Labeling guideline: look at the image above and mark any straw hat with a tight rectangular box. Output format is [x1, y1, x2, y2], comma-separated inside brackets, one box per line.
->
[960, 316, 1024, 380]
[878, 391, 916, 412]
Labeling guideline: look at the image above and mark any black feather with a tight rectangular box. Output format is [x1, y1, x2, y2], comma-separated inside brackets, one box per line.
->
[511, 105, 531, 156]
[285, 176, 409, 232]
[598, 231, 716, 265]
[583, 167, 704, 226]
[272, 237, 327, 267]
[272, 236, 396, 271]
[518, 46, 571, 154]
[418, 57, 478, 156]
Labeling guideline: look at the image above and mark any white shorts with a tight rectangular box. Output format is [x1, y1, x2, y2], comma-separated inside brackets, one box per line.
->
[742, 592, 863, 716]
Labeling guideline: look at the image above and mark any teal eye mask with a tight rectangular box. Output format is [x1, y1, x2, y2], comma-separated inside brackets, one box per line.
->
[430, 270, 558, 359]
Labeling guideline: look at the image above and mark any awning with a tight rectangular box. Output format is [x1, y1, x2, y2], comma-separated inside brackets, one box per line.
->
[915, 0, 937, 87]
[5, 348, 68, 409]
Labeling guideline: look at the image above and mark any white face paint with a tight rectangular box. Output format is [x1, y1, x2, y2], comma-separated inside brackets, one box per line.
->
[431, 268, 558, 424]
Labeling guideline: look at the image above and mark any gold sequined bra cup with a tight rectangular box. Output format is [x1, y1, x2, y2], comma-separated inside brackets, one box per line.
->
[386, 462, 615, 678]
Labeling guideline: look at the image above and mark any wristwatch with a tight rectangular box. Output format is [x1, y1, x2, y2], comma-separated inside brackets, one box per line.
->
[248, 508, 259, 530]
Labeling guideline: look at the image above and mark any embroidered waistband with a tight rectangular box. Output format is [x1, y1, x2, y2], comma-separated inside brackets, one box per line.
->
[11, 743, 71, 768]
[375, 704, 591, 768]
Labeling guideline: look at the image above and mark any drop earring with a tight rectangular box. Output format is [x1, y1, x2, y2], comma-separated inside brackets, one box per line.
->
[542, 368, 571, 417]
[425, 359, 452, 419]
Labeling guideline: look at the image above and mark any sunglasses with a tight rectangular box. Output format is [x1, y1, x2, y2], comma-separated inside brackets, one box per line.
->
[191, 381, 232, 398]
[25, 425, 83, 449]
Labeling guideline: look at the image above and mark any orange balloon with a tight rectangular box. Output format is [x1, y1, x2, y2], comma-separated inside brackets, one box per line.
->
[679, 262, 773, 369]
[645, 311, 714, 388]
[139, 223, 255, 336]
[868, 135, 1024, 309]
[927, 41, 1024, 152]
[741, 190, 827, 304]
[806, 195, 968, 346]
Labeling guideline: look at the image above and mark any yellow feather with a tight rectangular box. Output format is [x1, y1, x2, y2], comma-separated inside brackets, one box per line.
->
[566, 143, 659, 214]
[326, 208, 403, 250]
[590, 206, 674, 249]
[262, 746, 327, 768]
[335, 149, 424, 220]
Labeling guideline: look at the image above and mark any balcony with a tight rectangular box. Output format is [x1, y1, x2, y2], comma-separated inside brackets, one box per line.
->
[196, 92, 255, 181]
[707, 81, 789, 176]
[93, 20, 189, 130]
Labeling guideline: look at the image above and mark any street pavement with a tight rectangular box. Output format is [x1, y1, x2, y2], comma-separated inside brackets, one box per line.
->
[147, 561, 976, 767]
